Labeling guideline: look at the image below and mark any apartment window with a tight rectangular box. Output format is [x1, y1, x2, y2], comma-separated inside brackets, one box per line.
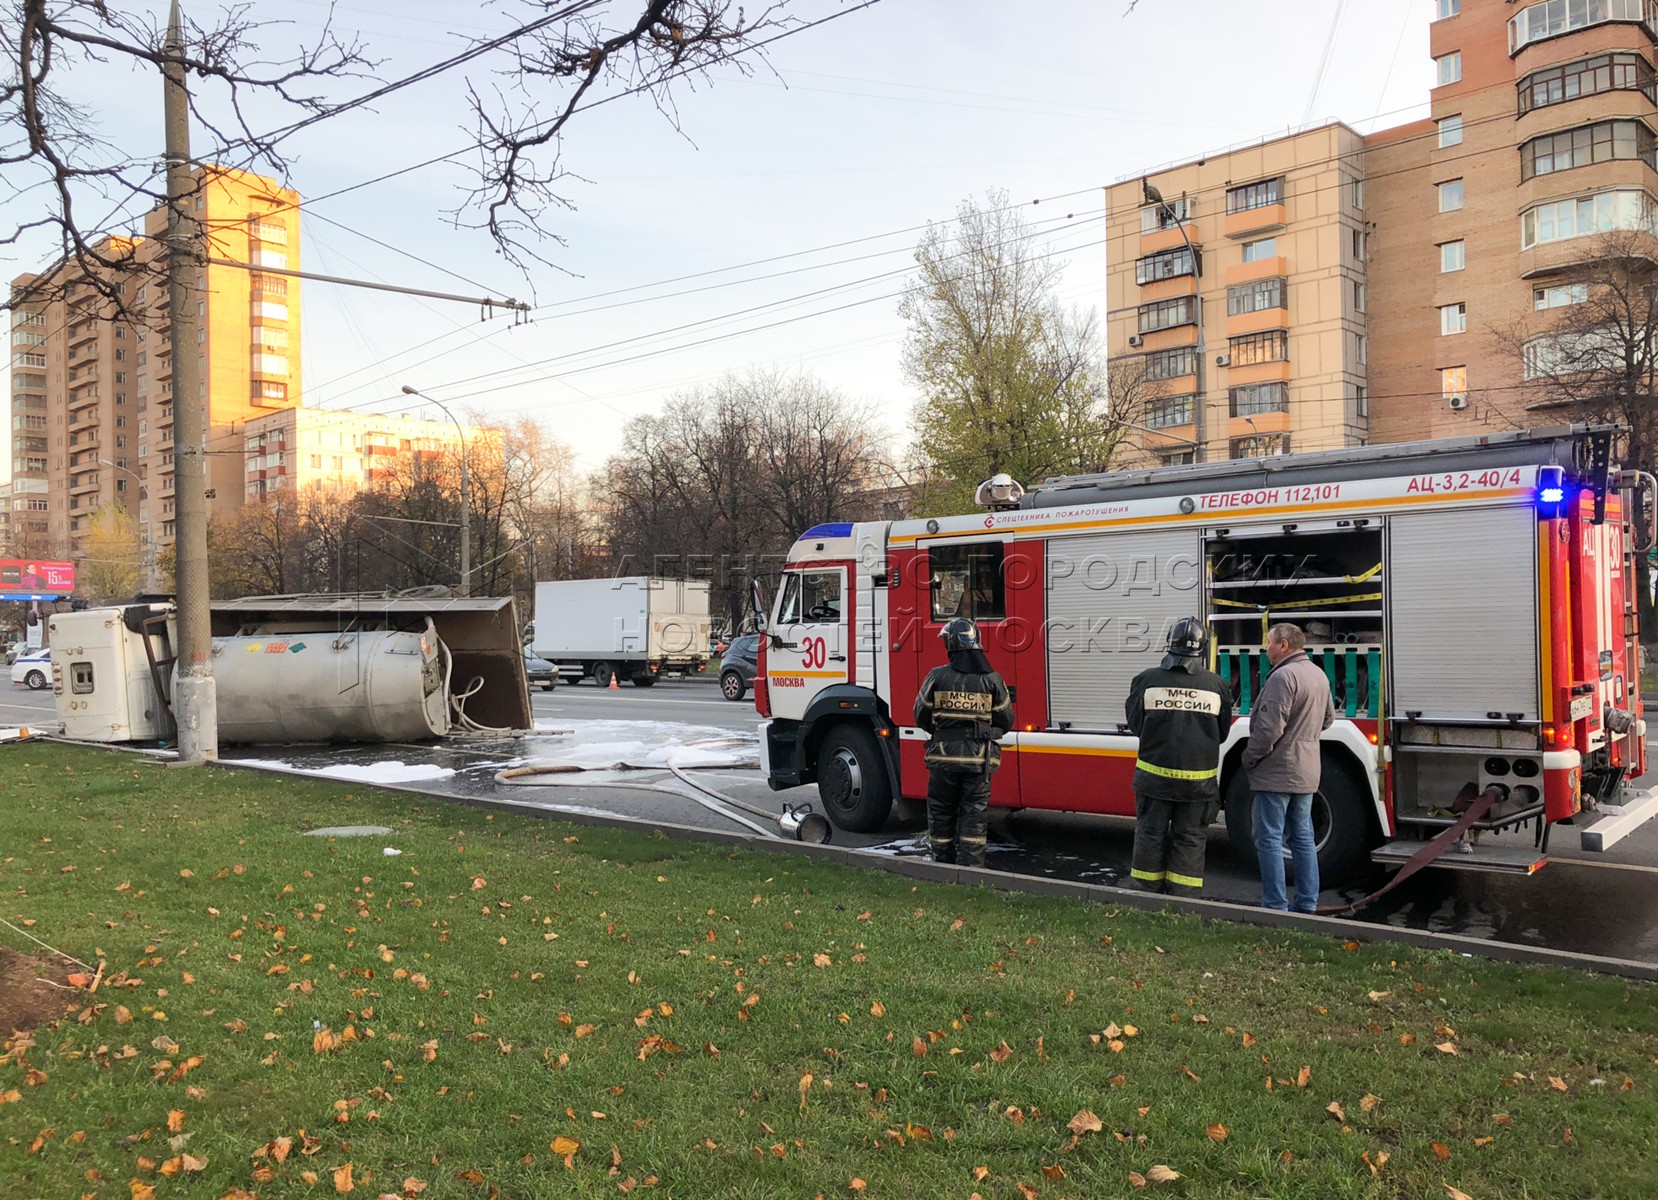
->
[1352, 229, 1367, 262]
[116, 436, 126, 450]
[115, 415, 126, 428]
[1441, 302, 1468, 335]
[256, 381, 288, 401]
[1509, 0, 1658, 55]
[1440, 240, 1466, 272]
[114, 371, 126, 384]
[1161, 451, 1195, 466]
[251, 274, 289, 297]
[1228, 329, 1289, 366]
[251, 219, 289, 245]
[138, 443, 148, 458]
[1139, 197, 1195, 232]
[1241, 237, 1278, 263]
[252, 325, 289, 350]
[1353, 281, 1367, 313]
[1355, 333, 1368, 365]
[116, 393, 125, 406]
[253, 353, 289, 376]
[1137, 295, 1198, 334]
[1437, 0, 1460, 17]
[1352, 179, 1365, 210]
[1535, 282, 1589, 309]
[1438, 179, 1465, 212]
[114, 348, 126, 361]
[1231, 433, 1290, 459]
[1229, 381, 1289, 416]
[1436, 51, 1463, 86]
[1442, 366, 1469, 403]
[253, 249, 287, 270]
[138, 420, 148, 436]
[114, 325, 126, 340]
[1226, 277, 1286, 316]
[1520, 120, 1656, 181]
[1226, 177, 1283, 214]
[1135, 246, 1197, 284]
[1519, 53, 1656, 117]
[1438, 114, 1464, 148]
[255, 301, 289, 322]
[1521, 188, 1657, 248]
[1144, 346, 1198, 380]
[1146, 395, 1195, 428]
[1354, 386, 1369, 418]
[310, 454, 323, 469]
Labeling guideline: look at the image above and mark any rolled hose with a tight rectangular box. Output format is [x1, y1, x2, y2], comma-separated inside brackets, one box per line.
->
[494, 756, 777, 838]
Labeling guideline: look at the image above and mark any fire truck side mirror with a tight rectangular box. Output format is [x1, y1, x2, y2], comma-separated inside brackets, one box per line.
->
[1618, 470, 1658, 552]
[749, 578, 769, 630]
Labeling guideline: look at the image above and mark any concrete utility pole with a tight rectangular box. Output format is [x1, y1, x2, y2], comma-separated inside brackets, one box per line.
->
[163, 0, 216, 761]
[400, 385, 469, 596]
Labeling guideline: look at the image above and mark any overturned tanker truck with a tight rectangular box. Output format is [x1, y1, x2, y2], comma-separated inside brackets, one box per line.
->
[755, 425, 1658, 883]
[47, 592, 531, 745]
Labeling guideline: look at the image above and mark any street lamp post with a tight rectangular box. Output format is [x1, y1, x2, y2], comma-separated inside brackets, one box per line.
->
[97, 458, 156, 592]
[399, 385, 470, 596]
[1142, 178, 1206, 462]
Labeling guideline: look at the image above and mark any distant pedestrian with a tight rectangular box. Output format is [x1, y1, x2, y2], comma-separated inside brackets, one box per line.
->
[913, 618, 1013, 868]
[1125, 618, 1234, 897]
[1245, 623, 1336, 913]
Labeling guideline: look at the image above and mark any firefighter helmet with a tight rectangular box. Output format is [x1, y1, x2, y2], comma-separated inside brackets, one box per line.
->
[1165, 616, 1207, 659]
[939, 617, 982, 652]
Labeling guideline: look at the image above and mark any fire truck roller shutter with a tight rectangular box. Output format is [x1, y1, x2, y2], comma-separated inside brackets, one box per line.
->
[1046, 528, 1204, 730]
[1387, 505, 1540, 722]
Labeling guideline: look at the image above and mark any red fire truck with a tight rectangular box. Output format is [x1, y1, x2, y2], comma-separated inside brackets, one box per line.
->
[754, 425, 1658, 881]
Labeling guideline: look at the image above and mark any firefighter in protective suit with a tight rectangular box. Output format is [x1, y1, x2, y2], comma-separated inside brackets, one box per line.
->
[914, 618, 1013, 867]
[1125, 617, 1234, 896]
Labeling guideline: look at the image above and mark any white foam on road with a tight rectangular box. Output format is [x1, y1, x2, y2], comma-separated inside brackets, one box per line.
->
[234, 758, 457, 784]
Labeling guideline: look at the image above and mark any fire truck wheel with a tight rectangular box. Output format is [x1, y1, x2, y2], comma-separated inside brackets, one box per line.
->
[1223, 750, 1374, 886]
[817, 724, 893, 832]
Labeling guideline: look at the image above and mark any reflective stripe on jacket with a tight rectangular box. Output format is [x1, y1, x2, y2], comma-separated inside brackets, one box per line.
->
[914, 663, 1013, 771]
[1125, 664, 1235, 802]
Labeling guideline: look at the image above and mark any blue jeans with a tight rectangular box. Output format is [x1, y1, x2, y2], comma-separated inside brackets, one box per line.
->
[1253, 791, 1319, 913]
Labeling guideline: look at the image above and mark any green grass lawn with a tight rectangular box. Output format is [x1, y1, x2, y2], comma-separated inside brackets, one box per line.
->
[3, 743, 1657, 1199]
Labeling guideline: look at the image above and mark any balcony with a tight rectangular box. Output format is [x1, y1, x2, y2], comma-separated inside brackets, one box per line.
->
[69, 476, 101, 497]
[1225, 204, 1288, 240]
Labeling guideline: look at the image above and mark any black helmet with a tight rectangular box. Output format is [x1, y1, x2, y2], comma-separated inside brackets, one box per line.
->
[1165, 616, 1207, 659]
[939, 617, 982, 652]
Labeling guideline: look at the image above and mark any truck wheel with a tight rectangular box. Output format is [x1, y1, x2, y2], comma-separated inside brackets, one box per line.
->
[632, 676, 657, 688]
[592, 662, 615, 688]
[817, 724, 893, 833]
[720, 670, 746, 702]
[1224, 749, 1375, 886]
[24, 669, 44, 691]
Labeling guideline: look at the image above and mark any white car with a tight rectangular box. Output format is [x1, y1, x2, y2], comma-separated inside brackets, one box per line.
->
[11, 649, 50, 690]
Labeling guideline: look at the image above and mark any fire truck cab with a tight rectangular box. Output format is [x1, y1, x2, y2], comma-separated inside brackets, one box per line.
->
[755, 425, 1658, 882]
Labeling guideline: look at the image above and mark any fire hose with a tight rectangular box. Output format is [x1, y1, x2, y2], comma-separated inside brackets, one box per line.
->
[1315, 782, 1503, 916]
[493, 739, 832, 842]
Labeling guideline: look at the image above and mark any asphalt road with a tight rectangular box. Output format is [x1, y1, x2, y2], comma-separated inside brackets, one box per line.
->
[11, 674, 1658, 962]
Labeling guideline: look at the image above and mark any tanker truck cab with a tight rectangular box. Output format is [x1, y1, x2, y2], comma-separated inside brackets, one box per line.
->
[758, 522, 902, 830]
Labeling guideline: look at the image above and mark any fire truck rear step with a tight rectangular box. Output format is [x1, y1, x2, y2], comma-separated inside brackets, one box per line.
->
[1371, 841, 1548, 876]
[1578, 787, 1658, 852]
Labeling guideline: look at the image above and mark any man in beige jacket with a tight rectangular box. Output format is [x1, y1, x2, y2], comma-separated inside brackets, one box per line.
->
[1243, 623, 1335, 913]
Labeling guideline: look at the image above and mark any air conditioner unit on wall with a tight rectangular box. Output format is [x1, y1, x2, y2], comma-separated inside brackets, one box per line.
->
[1214, 353, 1231, 367]
[1127, 334, 1143, 347]
[1448, 394, 1469, 410]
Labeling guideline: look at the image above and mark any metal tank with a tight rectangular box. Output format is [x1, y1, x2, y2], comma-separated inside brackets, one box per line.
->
[210, 621, 450, 744]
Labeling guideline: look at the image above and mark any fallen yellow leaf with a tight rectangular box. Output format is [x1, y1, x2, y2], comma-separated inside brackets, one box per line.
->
[166, 1110, 185, 1133]
[551, 1136, 580, 1168]
[332, 1161, 353, 1193]
[1436, 1042, 1459, 1056]
[1549, 1076, 1568, 1093]
[1206, 1122, 1228, 1142]
[1444, 1187, 1473, 1200]
[1326, 1101, 1346, 1123]
[1146, 1165, 1181, 1184]
[1359, 1093, 1382, 1113]
[1128, 1171, 1148, 1189]
[1296, 1065, 1311, 1088]
[1432, 1141, 1450, 1161]
[1067, 1110, 1103, 1136]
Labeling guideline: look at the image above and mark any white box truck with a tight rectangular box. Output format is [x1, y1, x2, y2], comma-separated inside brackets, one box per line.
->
[533, 577, 711, 688]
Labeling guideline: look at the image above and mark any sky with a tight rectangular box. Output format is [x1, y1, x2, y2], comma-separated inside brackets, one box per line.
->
[4, 0, 1440, 479]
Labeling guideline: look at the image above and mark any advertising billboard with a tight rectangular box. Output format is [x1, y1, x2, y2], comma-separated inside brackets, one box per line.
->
[0, 560, 76, 601]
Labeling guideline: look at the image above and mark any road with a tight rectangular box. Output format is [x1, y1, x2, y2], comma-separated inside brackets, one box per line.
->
[10, 674, 1658, 962]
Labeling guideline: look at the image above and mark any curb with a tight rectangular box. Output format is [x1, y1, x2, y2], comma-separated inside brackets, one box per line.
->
[203, 755, 1658, 984]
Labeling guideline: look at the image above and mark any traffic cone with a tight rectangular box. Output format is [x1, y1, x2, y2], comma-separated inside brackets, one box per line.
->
[608, 673, 619, 691]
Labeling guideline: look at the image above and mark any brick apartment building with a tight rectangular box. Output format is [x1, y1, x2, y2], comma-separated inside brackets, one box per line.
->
[243, 408, 491, 502]
[7, 166, 478, 585]
[8, 166, 304, 562]
[1108, 0, 1658, 464]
